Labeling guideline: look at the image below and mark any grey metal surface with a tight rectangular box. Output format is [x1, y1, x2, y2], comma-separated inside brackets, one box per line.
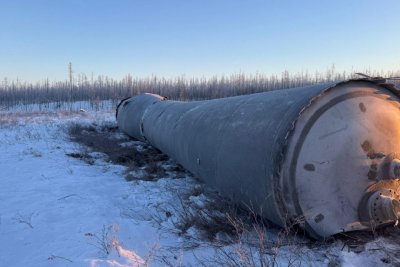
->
[117, 79, 400, 238]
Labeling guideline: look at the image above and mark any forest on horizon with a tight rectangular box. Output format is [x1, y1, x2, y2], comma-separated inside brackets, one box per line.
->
[1, 66, 399, 109]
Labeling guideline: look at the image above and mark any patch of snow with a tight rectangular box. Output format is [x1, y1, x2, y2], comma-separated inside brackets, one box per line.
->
[0, 109, 193, 266]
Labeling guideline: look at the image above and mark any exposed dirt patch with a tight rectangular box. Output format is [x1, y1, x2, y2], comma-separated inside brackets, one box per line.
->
[68, 122, 187, 181]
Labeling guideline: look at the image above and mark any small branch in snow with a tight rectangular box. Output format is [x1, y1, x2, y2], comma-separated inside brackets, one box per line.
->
[85, 224, 121, 257]
[48, 254, 73, 263]
[13, 212, 34, 229]
[57, 194, 78, 201]
[66, 167, 74, 175]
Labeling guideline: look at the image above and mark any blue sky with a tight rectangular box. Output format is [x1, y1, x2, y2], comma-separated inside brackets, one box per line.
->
[1, 0, 399, 82]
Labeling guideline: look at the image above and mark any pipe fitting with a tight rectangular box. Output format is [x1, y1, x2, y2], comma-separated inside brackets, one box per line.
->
[390, 159, 400, 179]
[359, 189, 400, 225]
[380, 153, 400, 180]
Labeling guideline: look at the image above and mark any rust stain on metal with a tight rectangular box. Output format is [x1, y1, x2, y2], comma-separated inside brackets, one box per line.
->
[361, 140, 373, 153]
[361, 140, 380, 159]
[367, 152, 386, 160]
[304, 163, 315, 171]
[314, 213, 324, 223]
[368, 163, 378, 180]
[362, 140, 385, 180]
[359, 102, 367, 112]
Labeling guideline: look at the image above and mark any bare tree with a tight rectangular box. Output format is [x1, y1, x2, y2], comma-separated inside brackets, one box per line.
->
[69, 62, 73, 102]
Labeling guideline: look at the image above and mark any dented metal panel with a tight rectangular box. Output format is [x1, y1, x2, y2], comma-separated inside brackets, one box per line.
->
[117, 79, 400, 239]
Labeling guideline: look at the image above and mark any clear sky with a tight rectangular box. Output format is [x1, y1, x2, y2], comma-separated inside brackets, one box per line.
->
[1, 0, 399, 82]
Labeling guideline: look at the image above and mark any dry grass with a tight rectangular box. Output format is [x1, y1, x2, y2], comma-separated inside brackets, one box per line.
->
[0, 110, 88, 125]
[85, 224, 121, 257]
[156, 184, 400, 266]
[153, 185, 327, 266]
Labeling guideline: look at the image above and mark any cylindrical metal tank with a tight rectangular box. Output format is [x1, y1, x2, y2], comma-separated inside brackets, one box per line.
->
[117, 79, 400, 239]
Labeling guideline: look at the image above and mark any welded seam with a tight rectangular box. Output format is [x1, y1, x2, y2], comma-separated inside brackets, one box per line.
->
[140, 98, 166, 142]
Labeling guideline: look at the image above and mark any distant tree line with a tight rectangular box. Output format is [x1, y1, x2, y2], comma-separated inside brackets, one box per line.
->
[0, 67, 399, 109]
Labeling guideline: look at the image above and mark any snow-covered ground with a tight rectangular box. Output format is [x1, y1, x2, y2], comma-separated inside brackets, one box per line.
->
[0, 103, 399, 266]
